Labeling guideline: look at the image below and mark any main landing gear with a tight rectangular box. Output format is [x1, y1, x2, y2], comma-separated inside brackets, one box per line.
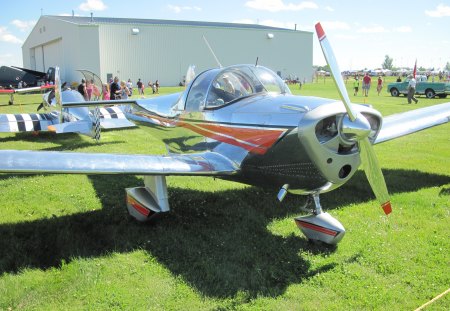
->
[294, 194, 345, 245]
[125, 175, 169, 222]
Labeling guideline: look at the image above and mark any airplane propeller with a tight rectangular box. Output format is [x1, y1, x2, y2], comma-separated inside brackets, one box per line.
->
[315, 22, 391, 215]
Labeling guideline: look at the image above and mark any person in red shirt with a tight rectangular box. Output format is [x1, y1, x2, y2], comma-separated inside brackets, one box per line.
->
[376, 76, 383, 96]
[362, 73, 371, 97]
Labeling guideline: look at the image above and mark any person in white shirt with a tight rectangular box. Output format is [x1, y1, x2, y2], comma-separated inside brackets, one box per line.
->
[407, 74, 418, 104]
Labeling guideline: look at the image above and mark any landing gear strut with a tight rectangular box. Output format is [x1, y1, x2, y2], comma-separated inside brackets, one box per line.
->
[295, 194, 346, 245]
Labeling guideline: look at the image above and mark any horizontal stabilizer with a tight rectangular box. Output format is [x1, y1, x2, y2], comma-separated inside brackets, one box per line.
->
[0, 150, 238, 176]
[375, 102, 450, 144]
[100, 118, 136, 129]
[0, 113, 57, 132]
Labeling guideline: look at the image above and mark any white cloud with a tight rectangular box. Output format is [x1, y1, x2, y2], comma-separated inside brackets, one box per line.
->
[321, 21, 350, 30]
[0, 27, 23, 44]
[394, 26, 412, 33]
[245, 0, 318, 12]
[168, 5, 202, 14]
[324, 6, 334, 12]
[79, 0, 107, 12]
[425, 4, 450, 17]
[357, 26, 387, 33]
[11, 20, 36, 32]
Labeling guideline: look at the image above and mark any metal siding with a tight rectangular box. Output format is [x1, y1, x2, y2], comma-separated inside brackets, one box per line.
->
[34, 46, 44, 72]
[25, 17, 312, 86]
[98, 24, 312, 86]
[22, 17, 100, 84]
[43, 39, 63, 72]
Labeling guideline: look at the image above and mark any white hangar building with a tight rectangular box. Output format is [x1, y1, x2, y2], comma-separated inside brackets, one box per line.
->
[22, 15, 313, 86]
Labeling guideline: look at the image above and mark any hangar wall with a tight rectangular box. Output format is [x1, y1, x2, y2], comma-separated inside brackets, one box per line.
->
[23, 16, 313, 86]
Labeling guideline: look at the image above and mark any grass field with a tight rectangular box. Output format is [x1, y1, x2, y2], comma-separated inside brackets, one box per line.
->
[0, 77, 449, 310]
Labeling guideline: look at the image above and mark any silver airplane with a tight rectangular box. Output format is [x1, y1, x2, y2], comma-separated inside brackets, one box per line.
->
[0, 23, 449, 245]
[0, 72, 135, 139]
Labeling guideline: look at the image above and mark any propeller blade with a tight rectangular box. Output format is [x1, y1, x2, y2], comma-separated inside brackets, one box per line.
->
[359, 138, 391, 214]
[315, 22, 356, 121]
[54, 67, 63, 123]
[37, 103, 44, 111]
[315, 22, 391, 215]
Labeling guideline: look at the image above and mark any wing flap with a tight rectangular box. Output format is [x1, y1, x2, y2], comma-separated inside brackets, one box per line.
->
[0, 150, 238, 176]
[375, 102, 450, 144]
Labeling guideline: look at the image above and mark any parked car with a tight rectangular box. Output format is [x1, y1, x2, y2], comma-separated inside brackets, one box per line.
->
[387, 79, 450, 98]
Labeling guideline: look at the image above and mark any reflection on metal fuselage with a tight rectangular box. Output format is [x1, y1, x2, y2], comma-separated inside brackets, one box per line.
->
[125, 65, 382, 195]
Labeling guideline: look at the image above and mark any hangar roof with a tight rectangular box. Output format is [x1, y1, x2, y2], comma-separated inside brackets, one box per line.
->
[44, 15, 300, 32]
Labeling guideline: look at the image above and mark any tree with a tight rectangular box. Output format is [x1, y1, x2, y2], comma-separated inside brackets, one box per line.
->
[382, 55, 394, 70]
[445, 62, 450, 71]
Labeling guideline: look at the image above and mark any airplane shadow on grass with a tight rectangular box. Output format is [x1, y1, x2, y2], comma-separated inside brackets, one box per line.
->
[0, 169, 449, 299]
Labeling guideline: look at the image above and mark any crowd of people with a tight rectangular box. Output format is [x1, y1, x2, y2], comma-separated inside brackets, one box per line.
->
[77, 77, 160, 101]
[352, 73, 384, 97]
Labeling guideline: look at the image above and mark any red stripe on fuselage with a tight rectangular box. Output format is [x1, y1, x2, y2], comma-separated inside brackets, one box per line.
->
[131, 110, 288, 155]
[0, 89, 14, 93]
[179, 121, 287, 155]
[295, 220, 338, 237]
[197, 123, 286, 149]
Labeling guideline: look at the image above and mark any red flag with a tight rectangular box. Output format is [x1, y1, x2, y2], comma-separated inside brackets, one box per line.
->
[413, 59, 417, 78]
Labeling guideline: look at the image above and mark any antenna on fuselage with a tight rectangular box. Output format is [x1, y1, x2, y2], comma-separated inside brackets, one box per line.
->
[255, 57, 259, 66]
[202, 35, 222, 68]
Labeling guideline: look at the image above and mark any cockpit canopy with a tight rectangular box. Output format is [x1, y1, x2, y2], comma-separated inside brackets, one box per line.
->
[184, 65, 291, 111]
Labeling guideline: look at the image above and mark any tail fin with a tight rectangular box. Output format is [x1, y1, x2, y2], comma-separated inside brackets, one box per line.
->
[185, 65, 196, 86]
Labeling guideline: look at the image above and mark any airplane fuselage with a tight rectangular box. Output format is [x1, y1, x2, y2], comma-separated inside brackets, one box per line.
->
[130, 90, 382, 195]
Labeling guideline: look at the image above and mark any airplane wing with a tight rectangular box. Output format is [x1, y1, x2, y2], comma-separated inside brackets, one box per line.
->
[375, 102, 450, 144]
[13, 85, 54, 94]
[0, 85, 54, 94]
[0, 150, 238, 176]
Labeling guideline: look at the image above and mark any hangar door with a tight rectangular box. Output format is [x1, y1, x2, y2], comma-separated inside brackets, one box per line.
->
[33, 38, 63, 74]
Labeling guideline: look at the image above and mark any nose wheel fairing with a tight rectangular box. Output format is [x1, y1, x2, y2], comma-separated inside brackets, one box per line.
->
[294, 194, 346, 245]
[295, 212, 345, 245]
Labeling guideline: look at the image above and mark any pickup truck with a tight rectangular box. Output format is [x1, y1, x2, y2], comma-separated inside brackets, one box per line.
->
[387, 80, 450, 98]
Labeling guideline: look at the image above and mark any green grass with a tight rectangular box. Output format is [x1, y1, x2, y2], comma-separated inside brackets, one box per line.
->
[0, 77, 449, 310]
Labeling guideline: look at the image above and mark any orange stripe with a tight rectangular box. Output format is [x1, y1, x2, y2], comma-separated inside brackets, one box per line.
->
[0, 89, 14, 93]
[132, 111, 287, 155]
[197, 123, 285, 148]
[180, 122, 268, 155]
[295, 220, 338, 237]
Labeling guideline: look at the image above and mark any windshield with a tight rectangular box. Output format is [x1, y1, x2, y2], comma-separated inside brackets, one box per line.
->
[205, 65, 290, 109]
[250, 66, 290, 94]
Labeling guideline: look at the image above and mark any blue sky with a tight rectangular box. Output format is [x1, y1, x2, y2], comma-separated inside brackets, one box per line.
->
[1, 0, 449, 70]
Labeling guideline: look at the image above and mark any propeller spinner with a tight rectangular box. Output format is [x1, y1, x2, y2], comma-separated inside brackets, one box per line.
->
[315, 22, 391, 215]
